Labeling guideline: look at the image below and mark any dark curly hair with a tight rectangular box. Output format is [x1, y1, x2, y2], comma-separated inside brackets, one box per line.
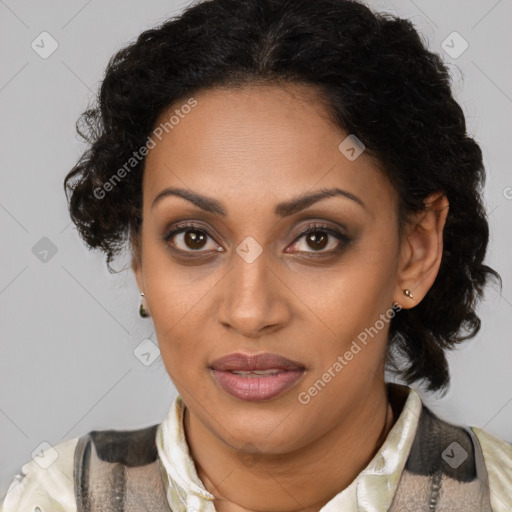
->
[63, 0, 502, 392]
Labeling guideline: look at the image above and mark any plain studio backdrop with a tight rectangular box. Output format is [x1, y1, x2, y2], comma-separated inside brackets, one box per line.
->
[1, 0, 511, 500]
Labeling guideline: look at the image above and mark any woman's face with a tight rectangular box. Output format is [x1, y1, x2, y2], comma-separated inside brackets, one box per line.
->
[133, 83, 407, 453]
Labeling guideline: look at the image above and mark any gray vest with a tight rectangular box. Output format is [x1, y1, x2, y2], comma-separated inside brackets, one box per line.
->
[73, 404, 493, 511]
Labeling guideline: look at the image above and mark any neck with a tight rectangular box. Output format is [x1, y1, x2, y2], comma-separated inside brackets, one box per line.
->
[184, 383, 398, 512]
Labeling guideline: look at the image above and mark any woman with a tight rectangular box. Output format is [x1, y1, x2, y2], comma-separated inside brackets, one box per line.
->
[2, 0, 511, 510]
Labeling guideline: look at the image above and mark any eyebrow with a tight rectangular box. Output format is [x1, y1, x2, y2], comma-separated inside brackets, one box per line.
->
[151, 186, 366, 217]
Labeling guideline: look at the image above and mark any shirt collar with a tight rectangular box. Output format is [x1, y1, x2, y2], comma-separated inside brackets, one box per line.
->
[156, 384, 423, 512]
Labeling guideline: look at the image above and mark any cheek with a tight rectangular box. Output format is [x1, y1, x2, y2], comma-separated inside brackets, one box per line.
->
[293, 243, 397, 388]
[294, 245, 396, 344]
[155, 330, 207, 398]
[141, 240, 218, 338]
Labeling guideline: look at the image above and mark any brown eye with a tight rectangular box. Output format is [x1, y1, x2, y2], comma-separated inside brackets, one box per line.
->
[162, 221, 350, 258]
[163, 223, 220, 253]
[304, 230, 329, 251]
[288, 224, 350, 255]
[182, 230, 208, 250]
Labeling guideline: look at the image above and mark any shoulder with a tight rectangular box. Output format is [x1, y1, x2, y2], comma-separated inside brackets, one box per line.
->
[1, 423, 161, 512]
[471, 426, 512, 512]
[1, 436, 79, 512]
[389, 390, 512, 511]
[77, 423, 159, 466]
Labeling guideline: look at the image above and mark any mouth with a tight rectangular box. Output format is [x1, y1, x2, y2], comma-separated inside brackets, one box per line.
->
[209, 352, 306, 402]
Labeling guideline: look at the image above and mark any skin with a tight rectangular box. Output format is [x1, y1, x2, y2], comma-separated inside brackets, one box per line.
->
[132, 82, 449, 512]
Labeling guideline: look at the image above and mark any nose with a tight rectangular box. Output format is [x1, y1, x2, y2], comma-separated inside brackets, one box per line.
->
[216, 248, 292, 338]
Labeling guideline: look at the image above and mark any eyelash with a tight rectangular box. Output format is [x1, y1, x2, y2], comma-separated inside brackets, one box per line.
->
[162, 222, 350, 258]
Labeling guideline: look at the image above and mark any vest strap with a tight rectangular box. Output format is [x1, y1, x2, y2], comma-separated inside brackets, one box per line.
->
[73, 424, 171, 512]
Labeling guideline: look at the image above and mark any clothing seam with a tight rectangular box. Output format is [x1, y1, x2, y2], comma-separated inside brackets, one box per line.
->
[73, 433, 92, 512]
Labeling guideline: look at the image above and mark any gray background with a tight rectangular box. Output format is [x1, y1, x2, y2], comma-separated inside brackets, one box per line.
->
[1, 0, 511, 500]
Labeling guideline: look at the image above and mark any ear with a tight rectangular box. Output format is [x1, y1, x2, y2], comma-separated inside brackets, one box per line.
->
[130, 231, 144, 294]
[394, 191, 449, 309]
[131, 255, 144, 293]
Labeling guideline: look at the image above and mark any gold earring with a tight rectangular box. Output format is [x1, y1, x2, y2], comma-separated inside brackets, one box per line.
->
[403, 288, 414, 299]
[139, 292, 150, 318]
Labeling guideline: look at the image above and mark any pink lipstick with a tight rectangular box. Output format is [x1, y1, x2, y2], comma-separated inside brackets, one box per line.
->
[210, 352, 306, 402]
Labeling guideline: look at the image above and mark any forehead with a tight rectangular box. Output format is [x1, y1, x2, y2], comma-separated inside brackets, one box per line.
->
[142, 83, 397, 218]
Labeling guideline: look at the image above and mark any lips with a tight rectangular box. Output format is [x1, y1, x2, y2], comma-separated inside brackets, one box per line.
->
[210, 352, 305, 372]
[209, 352, 306, 401]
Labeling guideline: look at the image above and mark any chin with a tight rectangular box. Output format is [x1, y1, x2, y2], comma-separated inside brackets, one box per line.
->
[213, 411, 310, 455]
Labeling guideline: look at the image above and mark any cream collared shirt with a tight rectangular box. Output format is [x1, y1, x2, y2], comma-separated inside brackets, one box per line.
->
[2, 386, 511, 512]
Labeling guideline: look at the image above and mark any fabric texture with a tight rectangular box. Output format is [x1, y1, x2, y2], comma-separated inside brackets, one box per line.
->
[2, 384, 511, 512]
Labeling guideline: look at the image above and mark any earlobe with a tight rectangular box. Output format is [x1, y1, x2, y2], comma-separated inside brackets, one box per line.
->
[131, 257, 151, 318]
[394, 191, 449, 309]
